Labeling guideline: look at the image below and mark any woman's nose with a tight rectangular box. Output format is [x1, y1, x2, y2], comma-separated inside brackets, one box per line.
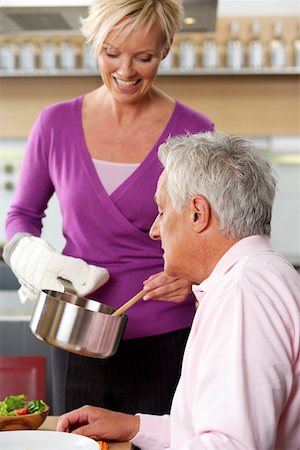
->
[149, 216, 161, 241]
[118, 57, 135, 78]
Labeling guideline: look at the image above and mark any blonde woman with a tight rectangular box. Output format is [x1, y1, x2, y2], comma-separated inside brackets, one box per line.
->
[4, 0, 214, 415]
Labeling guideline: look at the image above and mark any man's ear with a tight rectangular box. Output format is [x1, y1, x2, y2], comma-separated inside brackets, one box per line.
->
[191, 196, 210, 233]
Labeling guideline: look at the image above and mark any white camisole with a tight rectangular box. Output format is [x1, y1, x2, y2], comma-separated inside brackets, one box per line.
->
[92, 158, 140, 195]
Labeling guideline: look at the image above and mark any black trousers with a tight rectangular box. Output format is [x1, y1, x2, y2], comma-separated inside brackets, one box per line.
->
[51, 327, 190, 415]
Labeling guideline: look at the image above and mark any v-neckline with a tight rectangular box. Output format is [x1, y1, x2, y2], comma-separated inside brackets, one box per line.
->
[76, 95, 180, 201]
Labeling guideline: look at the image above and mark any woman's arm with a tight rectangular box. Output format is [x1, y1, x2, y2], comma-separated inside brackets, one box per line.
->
[5, 109, 57, 240]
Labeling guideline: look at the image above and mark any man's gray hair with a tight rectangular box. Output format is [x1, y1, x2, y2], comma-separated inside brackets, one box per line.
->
[158, 131, 277, 239]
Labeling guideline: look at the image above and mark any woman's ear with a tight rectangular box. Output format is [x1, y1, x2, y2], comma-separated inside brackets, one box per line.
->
[162, 47, 170, 59]
[192, 196, 210, 233]
[162, 38, 173, 59]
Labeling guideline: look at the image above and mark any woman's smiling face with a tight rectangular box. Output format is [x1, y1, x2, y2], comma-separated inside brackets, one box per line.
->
[98, 21, 167, 103]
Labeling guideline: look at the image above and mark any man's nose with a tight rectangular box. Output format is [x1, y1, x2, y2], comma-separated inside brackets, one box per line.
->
[149, 216, 161, 241]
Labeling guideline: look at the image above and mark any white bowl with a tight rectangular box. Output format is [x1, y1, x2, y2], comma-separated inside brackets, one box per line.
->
[0, 430, 99, 449]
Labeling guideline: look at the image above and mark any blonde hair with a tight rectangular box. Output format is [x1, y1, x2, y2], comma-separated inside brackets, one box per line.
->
[80, 0, 183, 56]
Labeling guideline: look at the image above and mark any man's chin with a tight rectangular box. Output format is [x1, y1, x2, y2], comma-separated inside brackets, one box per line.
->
[164, 264, 195, 283]
[164, 264, 179, 278]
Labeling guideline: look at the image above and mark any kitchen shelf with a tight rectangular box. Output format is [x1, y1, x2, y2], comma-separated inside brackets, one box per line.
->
[0, 67, 299, 77]
[159, 67, 300, 76]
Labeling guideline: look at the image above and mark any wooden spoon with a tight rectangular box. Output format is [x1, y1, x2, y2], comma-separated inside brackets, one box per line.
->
[112, 289, 147, 317]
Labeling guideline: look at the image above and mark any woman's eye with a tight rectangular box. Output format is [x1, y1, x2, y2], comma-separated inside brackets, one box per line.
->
[106, 52, 119, 58]
[136, 55, 152, 63]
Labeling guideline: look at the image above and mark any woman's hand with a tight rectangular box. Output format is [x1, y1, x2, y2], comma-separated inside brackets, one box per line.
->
[56, 405, 140, 441]
[143, 271, 193, 303]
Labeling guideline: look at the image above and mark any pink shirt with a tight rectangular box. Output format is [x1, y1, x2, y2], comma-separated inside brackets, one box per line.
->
[132, 236, 300, 449]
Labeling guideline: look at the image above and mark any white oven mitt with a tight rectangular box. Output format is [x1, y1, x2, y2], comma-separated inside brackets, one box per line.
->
[3, 233, 109, 303]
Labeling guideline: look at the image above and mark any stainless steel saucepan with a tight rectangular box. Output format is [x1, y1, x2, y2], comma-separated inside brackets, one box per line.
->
[30, 285, 146, 359]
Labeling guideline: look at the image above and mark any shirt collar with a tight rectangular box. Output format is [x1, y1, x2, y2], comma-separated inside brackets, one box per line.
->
[192, 235, 272, 299]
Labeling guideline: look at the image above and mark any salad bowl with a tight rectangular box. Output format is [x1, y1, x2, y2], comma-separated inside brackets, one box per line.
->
[0, 395, 49, 431]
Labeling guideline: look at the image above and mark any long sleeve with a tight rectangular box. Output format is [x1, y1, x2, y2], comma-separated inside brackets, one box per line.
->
[131, 414, 171, 450]
[5, 111, 55, 240]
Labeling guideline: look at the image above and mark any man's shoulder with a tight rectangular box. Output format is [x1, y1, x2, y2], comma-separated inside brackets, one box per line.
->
[237, 250, 300, 307]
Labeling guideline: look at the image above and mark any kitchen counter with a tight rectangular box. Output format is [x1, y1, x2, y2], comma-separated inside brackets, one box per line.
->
[40, 416, 132, 449]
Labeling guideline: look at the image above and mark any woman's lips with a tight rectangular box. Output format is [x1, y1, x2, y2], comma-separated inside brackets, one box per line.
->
[113, 77, 141, 90]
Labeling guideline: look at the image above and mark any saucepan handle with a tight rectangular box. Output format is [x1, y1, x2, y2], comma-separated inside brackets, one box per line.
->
[57, 277, 76, 294]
